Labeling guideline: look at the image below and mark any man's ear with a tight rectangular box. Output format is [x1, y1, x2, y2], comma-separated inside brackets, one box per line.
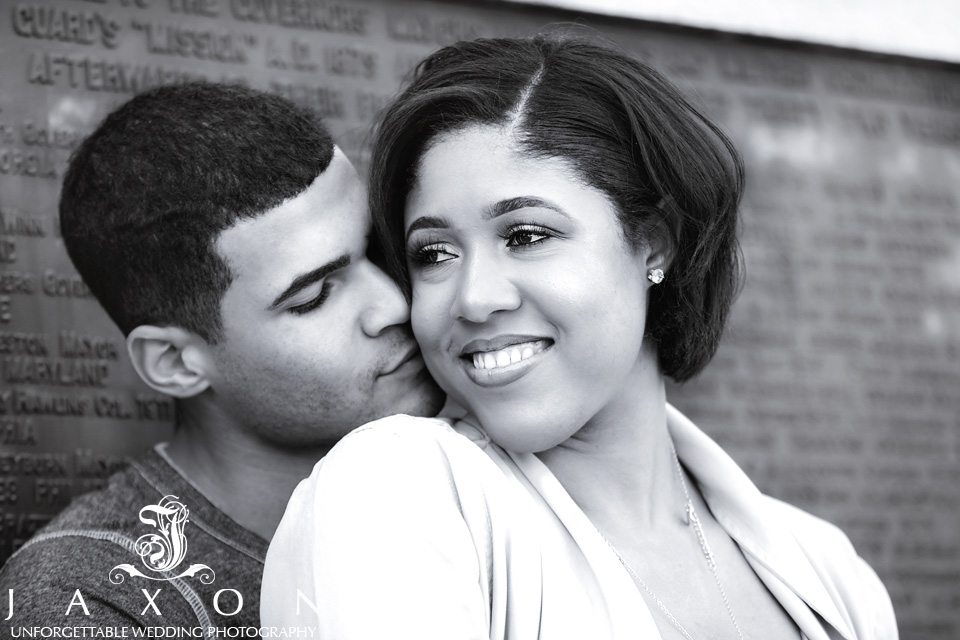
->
[127, 325, 215, 398]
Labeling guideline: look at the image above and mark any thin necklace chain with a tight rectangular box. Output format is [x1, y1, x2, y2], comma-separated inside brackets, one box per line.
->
[598, 443, 745, 640]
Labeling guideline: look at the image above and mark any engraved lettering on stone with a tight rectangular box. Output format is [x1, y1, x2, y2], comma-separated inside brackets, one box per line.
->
[2, 357, 111, 387]
[269, 81, 345, 119]
[323, 46, 376, 79]
[0, 418, 38, 446]
[265, 36, 317, 71]
[74, 449, 127, 478]
[167, 0, 221, 17]
[230, 0, 368, 35]
[12, 3, 121, 49]
[132, 20, 255, 63]
[28, 52, 209, 93]
[386, 13, 486, 44]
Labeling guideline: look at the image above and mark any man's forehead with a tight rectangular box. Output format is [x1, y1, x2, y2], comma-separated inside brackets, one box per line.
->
[215, 148, 368, 285]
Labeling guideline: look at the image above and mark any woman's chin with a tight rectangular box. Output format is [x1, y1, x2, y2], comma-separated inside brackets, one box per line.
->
[472, 407, 578, 454]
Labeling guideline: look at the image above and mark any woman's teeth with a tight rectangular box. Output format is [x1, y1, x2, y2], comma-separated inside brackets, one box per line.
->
[470, 340, 547, 370]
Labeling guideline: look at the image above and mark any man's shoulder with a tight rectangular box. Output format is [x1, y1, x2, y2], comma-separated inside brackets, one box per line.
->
[2, 466, 158, 625]
[1, 450, 265, 629]
[41, 462, 153, 533]
[1, 505, 140, 585]
[0, 461, 161, 621]
[6, 460, 153, 569]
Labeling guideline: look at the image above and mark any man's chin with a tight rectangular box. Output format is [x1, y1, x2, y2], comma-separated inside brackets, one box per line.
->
[393, 378, 446, 419]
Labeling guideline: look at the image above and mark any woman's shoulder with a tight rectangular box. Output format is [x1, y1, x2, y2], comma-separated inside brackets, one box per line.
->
[765, 497, 855, 551]
[764, 497, 898, 639]
[271, 414, 506, 556]
[336, 413, 459, 449]
[293, 414, 505, 510]
[263, 414, 513, 633]
[324, 413, 492, 473]
[764, 496, 868, 569]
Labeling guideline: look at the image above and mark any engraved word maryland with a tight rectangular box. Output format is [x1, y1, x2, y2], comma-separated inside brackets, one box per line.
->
[110, 494, 216, 584]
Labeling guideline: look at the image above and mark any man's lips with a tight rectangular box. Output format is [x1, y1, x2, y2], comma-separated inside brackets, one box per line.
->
[380, 346, 421, 376]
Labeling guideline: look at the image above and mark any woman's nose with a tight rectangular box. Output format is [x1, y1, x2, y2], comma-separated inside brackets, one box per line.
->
[452, 254, 521, 323]
[359, 261, 410, 337]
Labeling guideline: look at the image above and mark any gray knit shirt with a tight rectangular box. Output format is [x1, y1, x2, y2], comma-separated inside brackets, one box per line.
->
[0, 445, 268, 635]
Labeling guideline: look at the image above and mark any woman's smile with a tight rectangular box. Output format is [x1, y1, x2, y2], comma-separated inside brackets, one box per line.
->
[405, 124, 657, 453]
[458, 336, 554, 387]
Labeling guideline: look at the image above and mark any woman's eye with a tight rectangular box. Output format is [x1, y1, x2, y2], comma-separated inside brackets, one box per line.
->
[505, 225, 551, 248]
[410, 243, 458, 266]
[289, 282, 331, 315]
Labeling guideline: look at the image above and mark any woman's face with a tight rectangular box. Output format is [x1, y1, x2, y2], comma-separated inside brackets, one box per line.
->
[405, 125, 657, 452]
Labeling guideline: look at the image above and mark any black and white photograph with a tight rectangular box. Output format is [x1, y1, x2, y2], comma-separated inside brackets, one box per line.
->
[1, 1, 958, 638]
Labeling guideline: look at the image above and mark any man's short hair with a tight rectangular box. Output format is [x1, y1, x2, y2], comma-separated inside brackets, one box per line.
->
[60, 82, 335, 342]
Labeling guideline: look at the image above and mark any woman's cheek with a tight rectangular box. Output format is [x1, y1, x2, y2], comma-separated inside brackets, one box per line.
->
[410, 283, 447, 352]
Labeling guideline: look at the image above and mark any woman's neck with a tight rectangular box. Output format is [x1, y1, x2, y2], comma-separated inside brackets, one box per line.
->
[536, 350, 685, 534]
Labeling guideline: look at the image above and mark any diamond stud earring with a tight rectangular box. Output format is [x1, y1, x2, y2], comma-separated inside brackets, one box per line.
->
[648, 268, 665, 284]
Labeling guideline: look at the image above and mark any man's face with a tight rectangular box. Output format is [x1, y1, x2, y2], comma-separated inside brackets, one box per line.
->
[207, 148, 443, 446]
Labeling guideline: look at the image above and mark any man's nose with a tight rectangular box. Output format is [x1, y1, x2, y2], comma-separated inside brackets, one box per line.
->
[452, 253, 522, 324]
[359, 261, 410, 337]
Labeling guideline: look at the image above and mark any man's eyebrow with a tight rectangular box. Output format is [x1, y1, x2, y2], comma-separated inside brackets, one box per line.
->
[484, 196, 570, 220]
[269, 254, 350, 310]
[405, 216, 448, 241]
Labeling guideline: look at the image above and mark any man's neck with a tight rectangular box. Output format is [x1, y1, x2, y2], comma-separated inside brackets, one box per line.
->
[163, 399, 331, 541]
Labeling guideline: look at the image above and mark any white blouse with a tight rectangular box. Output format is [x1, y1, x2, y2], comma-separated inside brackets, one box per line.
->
[261, 405, 897, 640]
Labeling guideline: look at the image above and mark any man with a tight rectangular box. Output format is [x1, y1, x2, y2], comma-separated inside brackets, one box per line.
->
[0, 83, 443, 630]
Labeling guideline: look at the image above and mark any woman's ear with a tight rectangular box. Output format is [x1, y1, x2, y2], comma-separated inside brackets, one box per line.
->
[126, 325, 215, 398]
[643, 217, 677, 278]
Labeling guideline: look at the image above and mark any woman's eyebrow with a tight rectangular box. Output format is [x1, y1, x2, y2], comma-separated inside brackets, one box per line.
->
[405, 197, 571, 240]
[484, 196, 570, 220]
[405, 215, 448, 241]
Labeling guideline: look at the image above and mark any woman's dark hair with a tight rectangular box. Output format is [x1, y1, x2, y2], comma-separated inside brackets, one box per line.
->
[370, 35, 744, 382]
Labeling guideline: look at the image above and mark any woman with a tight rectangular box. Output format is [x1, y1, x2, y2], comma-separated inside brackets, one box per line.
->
[261, 36, 897, 639]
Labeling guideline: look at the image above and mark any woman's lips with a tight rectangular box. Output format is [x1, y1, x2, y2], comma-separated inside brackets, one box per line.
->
[459, 338, 553, 387]
[469, 339, 550, 370]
